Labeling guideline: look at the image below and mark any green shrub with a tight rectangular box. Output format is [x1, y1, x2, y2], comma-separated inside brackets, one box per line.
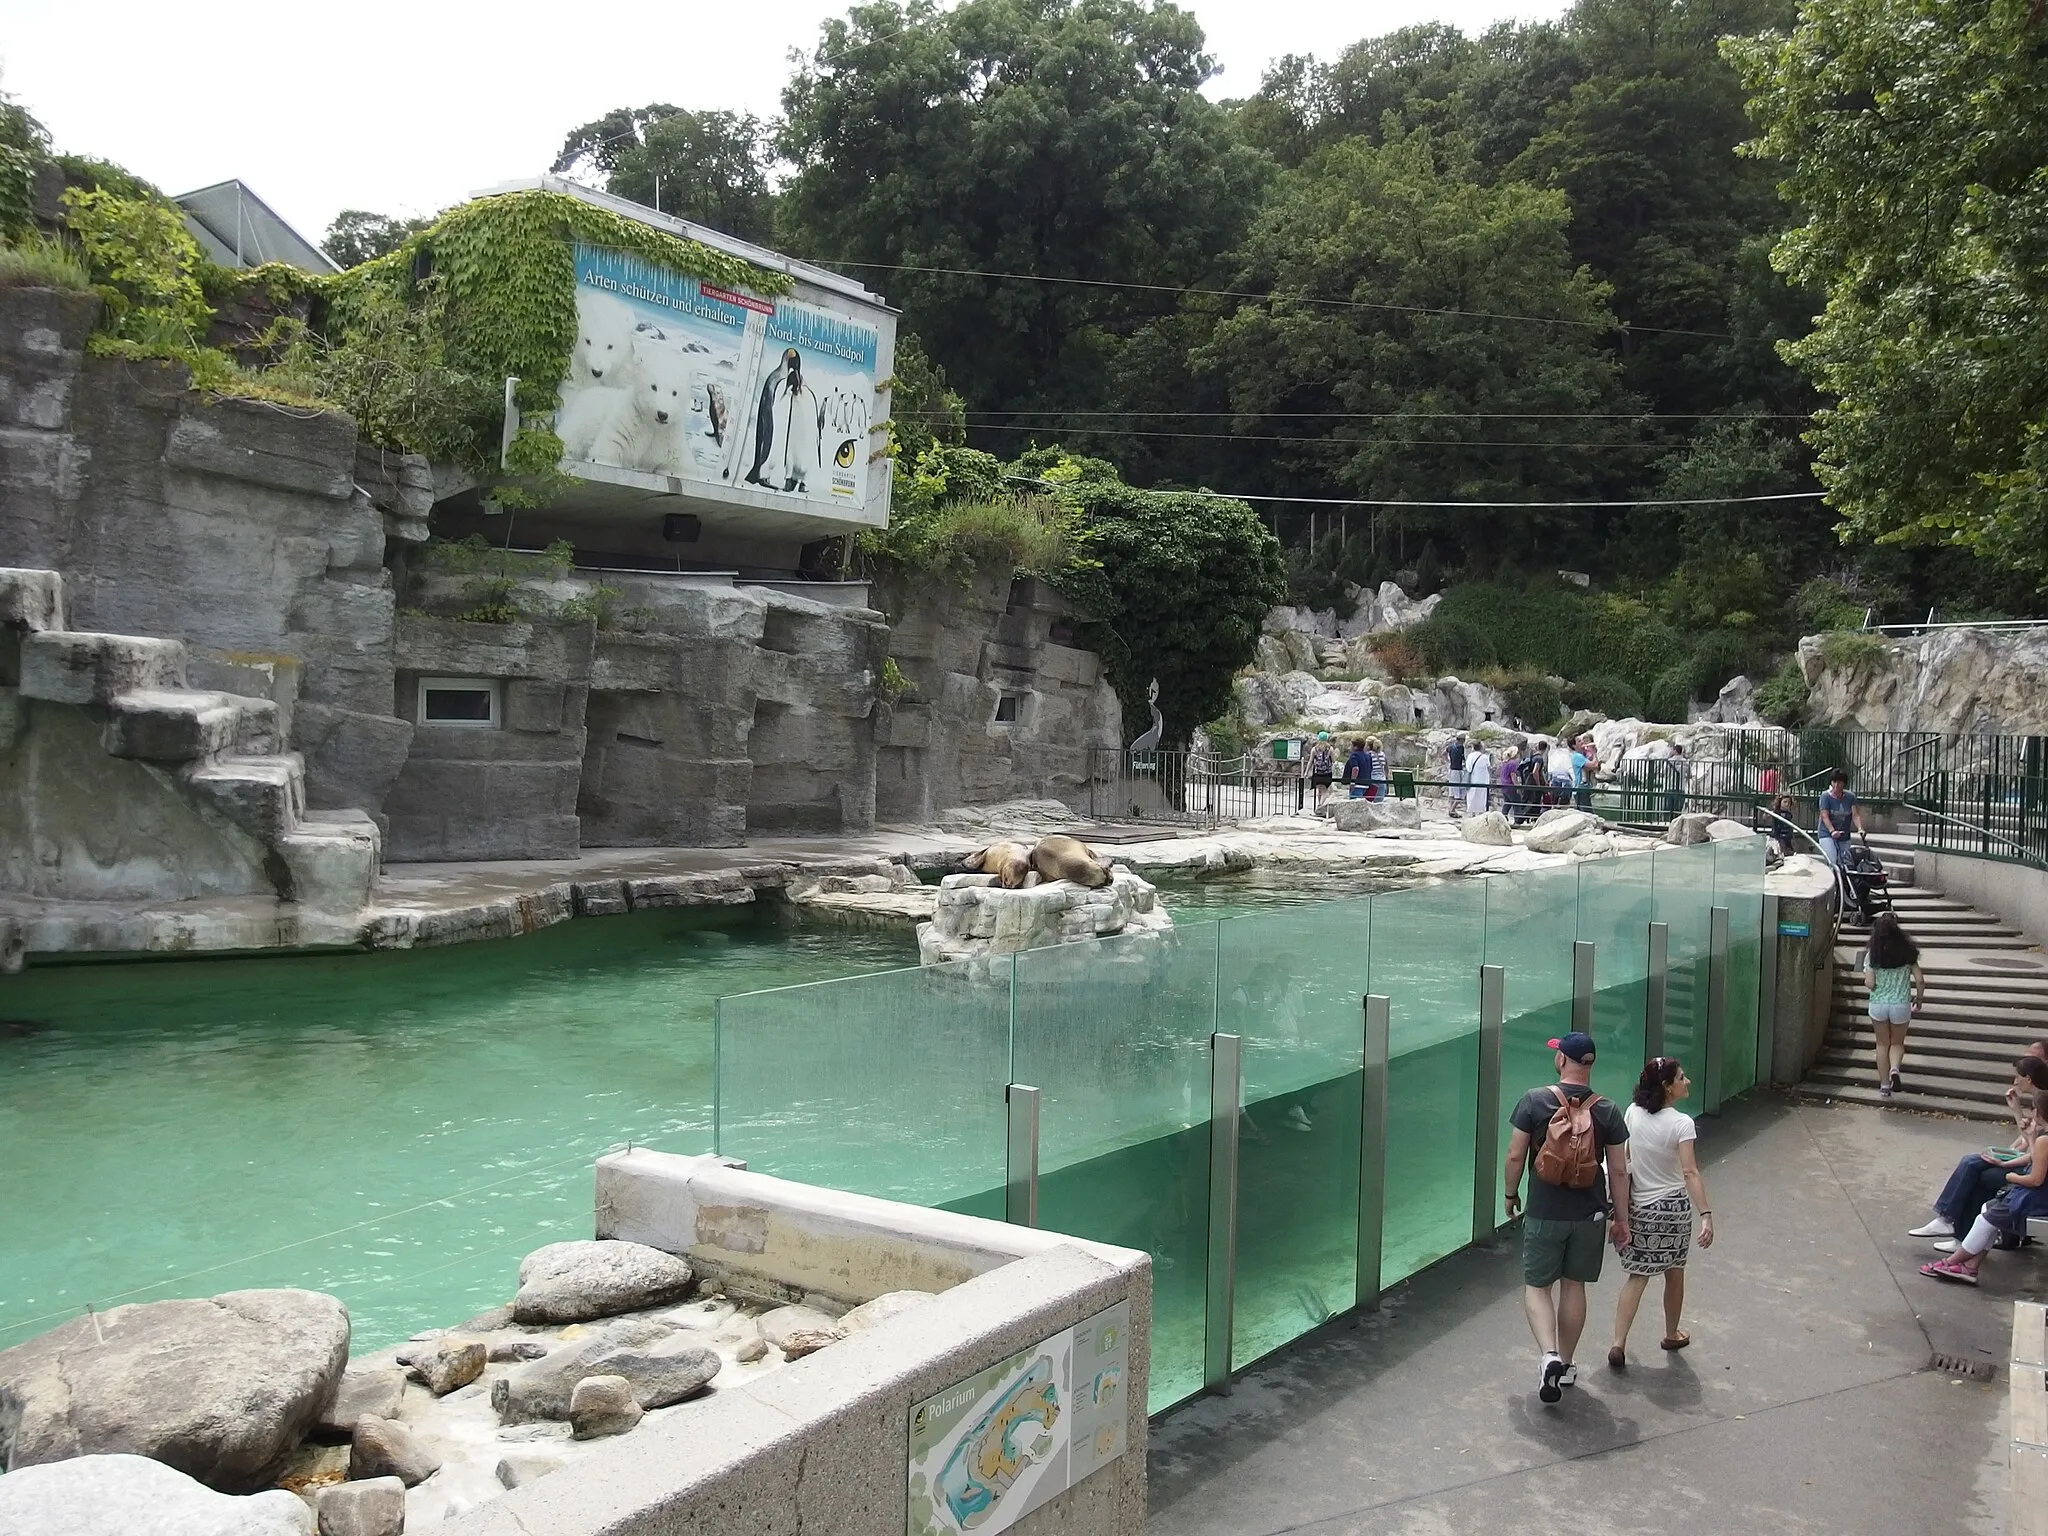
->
[1564, 673, 1644, 719]
[1755, 657, 1809, 725]
[1647, 663, 1694, 724]
[1497, 671, 1564, 732]
[1816, 630, 1889, 673]
[1411, 613, 1498, 673]
[1407, 582, 1685, 697]
[0, 234, 90, 290]
[1686, 630, 1760, 699]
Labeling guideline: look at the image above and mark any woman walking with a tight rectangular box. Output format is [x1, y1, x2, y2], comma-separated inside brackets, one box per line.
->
[1608, 1057, 1714, 1368]
[1864, 912, 1926, 1098]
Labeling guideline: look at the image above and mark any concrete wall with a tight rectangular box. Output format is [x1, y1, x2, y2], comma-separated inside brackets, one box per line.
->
[1766, 855, 1841, 1086]
[1917, 850, 2048, 949]
[0, 287, 415, 819]
[445, 1151, 1150, 1536]
[877, 574, 1123, 823]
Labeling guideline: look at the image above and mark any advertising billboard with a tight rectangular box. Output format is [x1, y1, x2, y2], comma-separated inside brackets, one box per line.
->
[553, 242, 878, 510]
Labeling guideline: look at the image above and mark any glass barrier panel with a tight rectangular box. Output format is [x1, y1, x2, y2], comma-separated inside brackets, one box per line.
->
[713, 960, 1012, 1210]
[1575, 851, 1656, 1074]
[1714, 834, 1767, 1098]
[1366, 880, 1485, 1288]
[1652, 843, 1718, 1075]
[1012, 924, 1218, 1411]
[1219, 900, 1368, 1371]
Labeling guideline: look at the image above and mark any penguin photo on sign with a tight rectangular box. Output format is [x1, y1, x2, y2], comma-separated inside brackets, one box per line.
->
[743, 347, 825, 493]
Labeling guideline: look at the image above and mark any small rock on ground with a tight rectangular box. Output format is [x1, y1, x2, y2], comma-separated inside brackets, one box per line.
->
[315, 1367, 407, 1439]
[511, 1241, 695, 1324]
[838, 1291, 937, 1332]
[496, 1448, 569, 1489]
[757, 1305, 842, 1351]
[315, 1475, 405, 1536]
[487, 1339, 548, 1362]
[1459, 810, 1514, 846]
[777, 1328, 844, 1360]
[568, 1375, 643, 1439]
[411, 1335, 485, 1396]
[584, 1331, 721, 1408]
[349, 1415, 441, 1486]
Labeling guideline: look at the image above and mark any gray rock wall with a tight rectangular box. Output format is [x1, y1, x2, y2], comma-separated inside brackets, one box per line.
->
[0, 287, 414, 819]
[876, 574, 1122, 822]
[1799, 626, 2048, 734]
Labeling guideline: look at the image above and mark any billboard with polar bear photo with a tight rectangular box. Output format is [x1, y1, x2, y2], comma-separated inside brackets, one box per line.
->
[553, 243, 878, 511]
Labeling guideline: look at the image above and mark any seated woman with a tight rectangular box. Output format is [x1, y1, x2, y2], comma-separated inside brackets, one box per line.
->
[1910, 1055, 2048, 1246]
[1921, 1102, 2048, 1285]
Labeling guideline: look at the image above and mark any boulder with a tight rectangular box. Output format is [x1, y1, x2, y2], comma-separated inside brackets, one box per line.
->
[1523, 809, 1603, 853]
[488, 1339, 549, 1363]
[581, 1331, 721, 1408]
[758, 1306, 844, 1351]
[409, 1335, 485, 1396]
[348, 1416, 440, 1487]
[1460, 811, 1514, 846]
[314, 1476, 405, 1536]
[1330, 796, 1422, 832]
[569, 1375, 642, 1440]
[0, 1453, 312, 1536]
[314, 1367, 407, 1439]
[0, 1288, 350, 1491]
[1664, 812, 1716, 846]
[510, 1240, 695, 1324]
[1694, 674, 1758, 724]
[1705, 818, 1755, 842]
[838, 1291, 938, 1333]
[492, 1318, 671, 1423]
[1428, 676, 1508, 731]
[1568, 833, 1617, 859]
[917, 866, 1171, 966]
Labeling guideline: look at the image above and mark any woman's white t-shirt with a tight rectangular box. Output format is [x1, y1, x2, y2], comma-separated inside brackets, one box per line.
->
[1624, 1103, 1697, 1202]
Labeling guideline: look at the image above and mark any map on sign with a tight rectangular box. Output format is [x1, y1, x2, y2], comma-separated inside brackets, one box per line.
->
[906, 1301, 1128, 1536]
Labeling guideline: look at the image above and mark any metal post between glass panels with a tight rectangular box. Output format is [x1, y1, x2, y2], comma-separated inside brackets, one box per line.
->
[1645, 922, 1669, 1063]
[1474, 965, 1505, 1243]
[1571, 941, 1596, 1036]
[1704, 906, 1730, 1113]
[1758, 894, 1781, 1089]
[1205, 1032, 1242, 1395]
[1356, 994, 1391, 1313]
[1004, 1084, 1040, 1228]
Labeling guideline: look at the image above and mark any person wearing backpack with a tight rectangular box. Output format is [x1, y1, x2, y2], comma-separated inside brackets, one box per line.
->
[1503, 1031, 1632, 1404]
[1307, 732, 1337, 811]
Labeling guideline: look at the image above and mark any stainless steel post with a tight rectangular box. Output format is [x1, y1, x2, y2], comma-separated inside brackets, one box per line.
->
[1005, 1084, 1041, 1228]
[1205, 1032, 1242, 1394]
[1572, 940, 1596, 1036]
[1645, 922, 1669, 1062]
[1705, 906, 1730, 1113]
[1356, 995, 1391, 1312]
[1474, 965, 1506, 1243]
[1758, 894, 1782, 1088]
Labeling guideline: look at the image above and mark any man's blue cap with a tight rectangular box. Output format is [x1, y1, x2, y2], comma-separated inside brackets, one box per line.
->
[1549, 1031, 1597, 1063]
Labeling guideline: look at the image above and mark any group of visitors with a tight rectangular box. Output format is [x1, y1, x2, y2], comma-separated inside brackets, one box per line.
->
[1505, 1031, 1715, 1402]
[1448, 733, 1603, 821]
[1914, 1044, 2048, 1285]
[1302, 731, 1390, 811]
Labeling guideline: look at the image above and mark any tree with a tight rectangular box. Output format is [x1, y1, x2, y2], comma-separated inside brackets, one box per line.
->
[776, 0, 1269, 419]
[553, 106, 776, 243]
[322, 210, 431, 269]
[1197, 129, 1641, 562]
[1025, 451, 1286, 746]
[1728, 0, 2048, 586]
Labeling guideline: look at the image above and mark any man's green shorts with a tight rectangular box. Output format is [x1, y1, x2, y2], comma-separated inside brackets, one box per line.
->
[1522, 1214, 1608, 1286]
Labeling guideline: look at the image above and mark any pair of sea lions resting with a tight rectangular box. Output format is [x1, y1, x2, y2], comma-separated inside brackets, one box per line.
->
[962, 834, 1111, 890]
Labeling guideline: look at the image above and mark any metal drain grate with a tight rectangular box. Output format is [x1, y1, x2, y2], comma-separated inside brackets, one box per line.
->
[1930, 1350, 1997, 1379]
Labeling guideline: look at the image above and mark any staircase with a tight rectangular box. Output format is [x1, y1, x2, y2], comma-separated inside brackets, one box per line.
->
[1800, 834, 2048, 1119]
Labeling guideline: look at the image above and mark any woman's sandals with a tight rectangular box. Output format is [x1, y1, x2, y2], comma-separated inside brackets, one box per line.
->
[1661, 1331, 1691, 1350]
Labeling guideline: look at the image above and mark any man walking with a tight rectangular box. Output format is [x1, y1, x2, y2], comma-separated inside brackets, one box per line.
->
[1504, 1031, 1630, 1403]
[1447, 733, 1468, 816]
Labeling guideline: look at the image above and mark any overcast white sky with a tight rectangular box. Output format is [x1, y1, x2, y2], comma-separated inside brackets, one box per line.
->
[2, 0, 1569, 247]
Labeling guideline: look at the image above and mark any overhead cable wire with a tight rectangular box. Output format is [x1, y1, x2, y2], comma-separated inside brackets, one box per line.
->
[1000, 475, 1826, 511]
[948, 423, 1662, 448]
[807, 257, 1736, 340]
[907, 408, 1813, 422]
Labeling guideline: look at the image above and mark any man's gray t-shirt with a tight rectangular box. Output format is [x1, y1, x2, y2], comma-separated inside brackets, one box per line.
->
[1511, 1083, 1630, 1221]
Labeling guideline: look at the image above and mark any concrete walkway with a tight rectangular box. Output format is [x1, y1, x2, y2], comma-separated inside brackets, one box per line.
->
[1148, 1094, 2017, 1535]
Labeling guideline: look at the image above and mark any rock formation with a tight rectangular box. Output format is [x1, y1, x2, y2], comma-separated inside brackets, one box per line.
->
[510, 1240, 696, 1324]
[917, 865, 1172, 965]
[1799, 625, 2048, 734]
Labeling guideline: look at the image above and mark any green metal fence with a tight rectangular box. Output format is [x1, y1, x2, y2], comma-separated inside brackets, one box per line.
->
[713, 836, 1769, 1412]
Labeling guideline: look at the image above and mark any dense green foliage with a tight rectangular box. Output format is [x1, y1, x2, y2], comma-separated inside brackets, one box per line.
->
[554, 107, 777, 243]
[321, 210, 433, 268]
[1727, 0, 2048, 583]
[1410, 581, 1692, 697]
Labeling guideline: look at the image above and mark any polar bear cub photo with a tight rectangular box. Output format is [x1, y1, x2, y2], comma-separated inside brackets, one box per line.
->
[590, 341, 693, 475]
[557, 290, 646, 460]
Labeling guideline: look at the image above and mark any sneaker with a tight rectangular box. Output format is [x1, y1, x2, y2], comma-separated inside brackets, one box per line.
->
[1558, 1363, 1579, 1388]
[1891, 1069, 1903, 1092]
[1933, 1239, 1958, 1253]
[1539, 1354, 1565, 1404]
[1909, 1218, 1955, 1238]
[1879, 1084, 1893, 1098]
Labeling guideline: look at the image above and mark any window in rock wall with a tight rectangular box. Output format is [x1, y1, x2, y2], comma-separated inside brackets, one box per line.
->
[418, 677, 500, 727]
[994, 692, 1024, 724]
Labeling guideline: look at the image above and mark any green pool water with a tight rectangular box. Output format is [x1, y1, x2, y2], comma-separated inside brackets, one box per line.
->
[0, 871, 1407, 1356]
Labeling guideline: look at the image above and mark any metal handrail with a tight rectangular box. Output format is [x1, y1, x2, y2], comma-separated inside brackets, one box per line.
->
[1908, 803, 2039, 864]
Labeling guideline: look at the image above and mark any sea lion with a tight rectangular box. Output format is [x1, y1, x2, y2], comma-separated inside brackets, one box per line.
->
[1029, 834, 1111, 889]
[963, 841, 1034, 889]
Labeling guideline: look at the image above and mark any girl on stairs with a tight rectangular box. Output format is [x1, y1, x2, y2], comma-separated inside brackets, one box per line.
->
[1864, 911, 1925, 1098]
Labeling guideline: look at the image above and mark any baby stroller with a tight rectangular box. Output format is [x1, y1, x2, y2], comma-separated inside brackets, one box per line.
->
[1836, 836, 1892, 924]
